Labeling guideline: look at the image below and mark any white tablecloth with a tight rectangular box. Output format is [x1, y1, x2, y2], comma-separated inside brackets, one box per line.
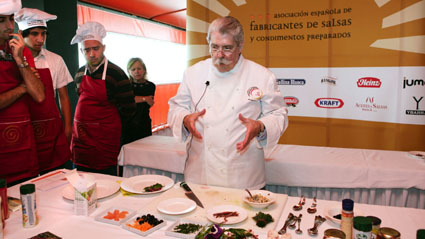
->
[5, 170, 425, 239]
[119, 135, 425, 209]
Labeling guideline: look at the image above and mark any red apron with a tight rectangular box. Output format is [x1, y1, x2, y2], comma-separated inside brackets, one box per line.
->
[0, 55, 38, 183]
[28, 67, 71, 172]
[71, 60, 122, 169]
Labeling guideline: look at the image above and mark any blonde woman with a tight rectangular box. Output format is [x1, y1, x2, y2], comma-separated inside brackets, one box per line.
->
[122, 57, 156, 144]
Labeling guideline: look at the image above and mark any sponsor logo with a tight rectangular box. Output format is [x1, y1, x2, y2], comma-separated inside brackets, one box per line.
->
[357, 77, 381, 88]
[355, 97, 388, 112]
[314, 98, 344, 108]
[277, 78, 306, 86]
[403, 77, 424, 89]
[284, 96, 299, 107]
[321, 76, 337, 85]
[406, 96, 425, 115]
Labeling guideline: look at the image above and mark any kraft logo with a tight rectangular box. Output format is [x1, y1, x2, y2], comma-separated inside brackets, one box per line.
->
[277, 78, 306, 86]
[284, 96, 299, 107]
[314, 98, 344, 108]
[357, 77, 381, 88]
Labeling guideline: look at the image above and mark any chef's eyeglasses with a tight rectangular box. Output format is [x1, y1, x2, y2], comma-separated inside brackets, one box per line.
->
[210, 44, 236, 55]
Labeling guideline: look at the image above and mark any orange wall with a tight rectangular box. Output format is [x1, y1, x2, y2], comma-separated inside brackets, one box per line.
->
[150, 83, 180, 127]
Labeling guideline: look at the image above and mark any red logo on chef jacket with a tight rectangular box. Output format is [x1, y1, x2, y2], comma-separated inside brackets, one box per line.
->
[315, 98, 344, 108]
[247, 87, 263, 100]
[357, 77, 382, 88]
[284, 96, 299, 107]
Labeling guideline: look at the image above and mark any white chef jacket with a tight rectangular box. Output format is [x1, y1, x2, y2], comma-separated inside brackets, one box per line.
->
[168, 56, 288, 189]
[34, 48, 73, 92]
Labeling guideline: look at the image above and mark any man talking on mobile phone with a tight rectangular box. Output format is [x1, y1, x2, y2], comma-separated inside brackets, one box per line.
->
[0, 0, 45, 186]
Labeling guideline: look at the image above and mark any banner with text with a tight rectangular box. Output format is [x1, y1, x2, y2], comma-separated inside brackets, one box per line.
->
[186, 0, 425, 150]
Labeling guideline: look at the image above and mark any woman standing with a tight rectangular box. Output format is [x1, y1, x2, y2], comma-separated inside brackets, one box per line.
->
[122, 58, 156, 144]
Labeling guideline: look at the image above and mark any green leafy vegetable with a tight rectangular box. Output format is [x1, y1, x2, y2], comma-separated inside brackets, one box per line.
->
[195, 224, 258, 239]
[144, 183, 163, 192]
[252, 212, 274, 228]
[174, 223, 203, 234]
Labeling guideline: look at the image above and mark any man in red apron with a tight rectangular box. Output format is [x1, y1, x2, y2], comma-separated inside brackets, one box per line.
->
[70, 22, 135, 175]
[15, 8, 72, 174]
[0, 0, 45, 185]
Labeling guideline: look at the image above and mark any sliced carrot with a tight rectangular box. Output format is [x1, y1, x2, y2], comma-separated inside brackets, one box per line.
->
[127, 221, 153, 232]
[103, 210, 129, 221]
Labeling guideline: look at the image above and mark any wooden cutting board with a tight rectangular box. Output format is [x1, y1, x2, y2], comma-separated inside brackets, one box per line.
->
[140, 182, 288, 233]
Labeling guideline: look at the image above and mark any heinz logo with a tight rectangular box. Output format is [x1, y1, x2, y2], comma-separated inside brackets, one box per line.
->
[315, 98, 344, 108]
[284, 96, 299, 107]
[357, 77, 381, 88]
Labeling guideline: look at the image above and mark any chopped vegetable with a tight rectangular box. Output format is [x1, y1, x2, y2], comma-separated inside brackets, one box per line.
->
[103, 209, 129, 221]
[144, 183, 164, 192]
[252, 212, 274, 228]
[126, 214, 163, 232]
[246, 194, 270, 203]
[128, 221, 153, 232]
[212, 211, 239, 223]
[174, 223, 203, 234]
[195, 224, 258, 239]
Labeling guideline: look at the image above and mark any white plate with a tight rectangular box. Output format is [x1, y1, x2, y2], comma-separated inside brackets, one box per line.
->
[324, 206, 364, 225]
[62, 179, 120, 200]
[120, 175, 174, 194]
[206, 205, 247, 225]
[407, 151, 425, 161]
[157, 198, 196, 215]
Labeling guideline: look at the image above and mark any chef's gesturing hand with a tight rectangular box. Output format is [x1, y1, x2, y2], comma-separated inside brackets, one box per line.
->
[183, 109, 206, 139]
[237, 113, 264, 151]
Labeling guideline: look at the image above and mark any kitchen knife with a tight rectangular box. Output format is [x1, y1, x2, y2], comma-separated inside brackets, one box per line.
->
[180, 182, 204, 208]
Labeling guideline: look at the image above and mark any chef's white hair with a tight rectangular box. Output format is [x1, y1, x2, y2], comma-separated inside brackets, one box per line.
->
[207, 16, 244, 48]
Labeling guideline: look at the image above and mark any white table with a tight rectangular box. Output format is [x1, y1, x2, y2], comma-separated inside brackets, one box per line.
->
[118, 135, 425, 209]
[4, 170, 425, 239]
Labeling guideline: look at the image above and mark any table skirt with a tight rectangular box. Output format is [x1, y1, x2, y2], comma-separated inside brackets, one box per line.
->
[123, 165, 425, 209]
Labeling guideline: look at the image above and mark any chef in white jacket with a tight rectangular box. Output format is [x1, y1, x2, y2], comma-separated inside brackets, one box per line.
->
[168, 16, 288, 189]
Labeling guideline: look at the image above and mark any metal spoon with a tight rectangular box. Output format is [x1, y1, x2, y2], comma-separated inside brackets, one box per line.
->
[293, 195, 304, 211]
[295, 214, 303, 234]
[307, 215, 326, 236]
[288, 219, 297, 229]
[307, 197, 317, 214]
[278, 213, 296, 235]
[245, 189, 254, 200]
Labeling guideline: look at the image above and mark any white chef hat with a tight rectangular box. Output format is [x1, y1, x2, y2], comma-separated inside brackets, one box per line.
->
[14, 8, 57, 31]
[0, 0, 21, 15]
[70, 21, 106, 45]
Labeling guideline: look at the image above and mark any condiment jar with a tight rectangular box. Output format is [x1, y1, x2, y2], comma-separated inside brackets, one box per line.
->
[323, 228, 346, 239]
[340, 199, 354, 239]
[367, 216, 381, 239]
[353, 216, 372, 239]
[417, 229, 425, 239]
[376, 227, 400, 239]
[20, 184, 38, 228]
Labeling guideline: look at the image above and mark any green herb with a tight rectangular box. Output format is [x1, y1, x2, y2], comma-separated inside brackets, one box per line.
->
[174, 223, 203, 234]
[195, 224, 258, 239]
[144, 183, 163, 192]
[252, 212, 274, 228]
